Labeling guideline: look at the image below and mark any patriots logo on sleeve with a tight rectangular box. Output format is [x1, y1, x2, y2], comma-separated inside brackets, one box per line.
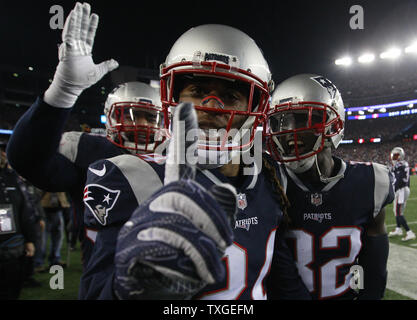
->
[83, 184, 121, 226]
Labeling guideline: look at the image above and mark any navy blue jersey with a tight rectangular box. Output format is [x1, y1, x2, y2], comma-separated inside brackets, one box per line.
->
[391, 160, 410, 191]
[80, 154, 306, 300]
[277, 158, 394, 300]
[6, 97, 125, 268]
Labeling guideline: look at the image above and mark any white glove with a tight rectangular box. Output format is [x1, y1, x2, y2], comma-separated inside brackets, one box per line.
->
[44, 2, 119, 108]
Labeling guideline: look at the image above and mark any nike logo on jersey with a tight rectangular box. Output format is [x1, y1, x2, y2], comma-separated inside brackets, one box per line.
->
[88, 164, 106, 177]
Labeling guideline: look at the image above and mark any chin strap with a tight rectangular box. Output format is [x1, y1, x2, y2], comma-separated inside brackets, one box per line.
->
[315, 154, 344, 184]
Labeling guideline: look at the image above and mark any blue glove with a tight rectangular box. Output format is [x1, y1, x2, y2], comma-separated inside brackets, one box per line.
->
[113, 179, 235, 299]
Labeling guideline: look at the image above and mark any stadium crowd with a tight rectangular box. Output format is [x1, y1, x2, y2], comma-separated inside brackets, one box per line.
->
[335, 140, 417, 169]
[343, 115, 417, 140]
[332, 59, 417, 108]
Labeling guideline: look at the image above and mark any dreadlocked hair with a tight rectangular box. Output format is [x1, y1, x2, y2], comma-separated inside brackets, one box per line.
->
[262, 154, 291, 230]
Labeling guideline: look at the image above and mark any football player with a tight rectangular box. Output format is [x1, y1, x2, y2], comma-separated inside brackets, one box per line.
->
[6, 3, 167, 268]
[388, 147, 416, 241]
[79, 23, 310, 299]
[265, 74, 394, 300]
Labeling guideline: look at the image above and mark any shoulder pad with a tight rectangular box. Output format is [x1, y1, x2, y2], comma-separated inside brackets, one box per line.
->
[58, 131, 83, 163]
[372, 162, 394, 218]
[400, 160, 409, 167]
[107, 154, 164, 203]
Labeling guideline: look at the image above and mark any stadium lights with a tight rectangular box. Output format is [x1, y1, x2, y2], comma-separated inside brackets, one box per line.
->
[334, 41, 417, 68]
[408, 103, 414, 108]
[28, 66, 34, 71]
[380, 48, 401, 60]
[100, 115, 106, 124]
[405, 42, 417, 54]
[358, 110, 365, 115]
[358, 53, 375, 64]
[335, 57, 352, 66]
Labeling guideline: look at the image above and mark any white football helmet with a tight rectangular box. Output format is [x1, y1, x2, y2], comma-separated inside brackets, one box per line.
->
[265, 74, 345, 173]
[160, 24, 274, 166]
[390, 147, 405, 165]
[104, 82, 168, 154]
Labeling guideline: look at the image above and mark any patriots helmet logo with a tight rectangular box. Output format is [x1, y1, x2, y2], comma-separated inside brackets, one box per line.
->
[83, 184, 121, 226]
[312, 76, 337, 100]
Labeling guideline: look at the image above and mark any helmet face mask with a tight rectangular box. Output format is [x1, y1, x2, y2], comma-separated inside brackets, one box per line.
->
[161, 62, 269, 153]
[265, 74, 345, 168]
[267, 101, 343, 163]
[160, 24, 273, 157]
[104, 82, 169, 154]
[106, 101, 167, 153]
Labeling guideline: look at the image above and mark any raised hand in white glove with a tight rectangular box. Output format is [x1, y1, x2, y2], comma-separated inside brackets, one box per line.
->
[44, 2, 119, 108]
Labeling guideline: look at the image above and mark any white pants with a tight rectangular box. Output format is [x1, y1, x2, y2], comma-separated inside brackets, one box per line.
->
[394, 187, 410, 216]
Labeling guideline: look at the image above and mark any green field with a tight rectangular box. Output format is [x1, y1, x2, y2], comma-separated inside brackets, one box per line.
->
[20, 240, 83, 300]
[383, 175, 417, 300]
[384, 175, 417, 249]
[19, 176, 417, 300]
